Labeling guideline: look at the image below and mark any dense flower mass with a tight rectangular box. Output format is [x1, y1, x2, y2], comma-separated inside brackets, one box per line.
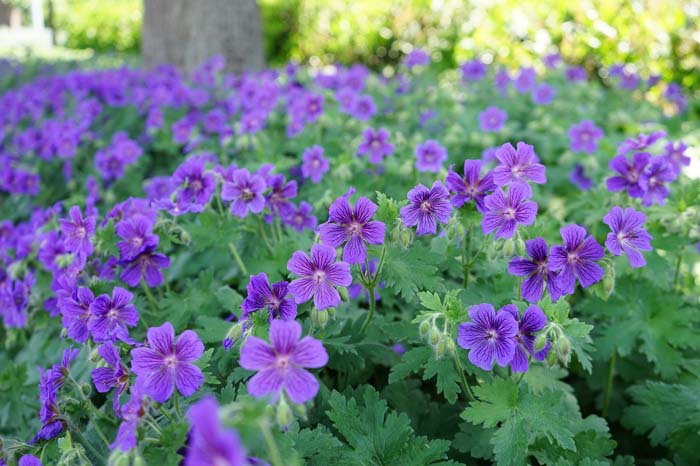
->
[0, 46, 694, 466]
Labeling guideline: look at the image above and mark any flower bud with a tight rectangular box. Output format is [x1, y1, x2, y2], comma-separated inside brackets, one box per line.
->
[434, 339, 447, 359]
[515, 238, 526, 257]
[89, 347, 102, 363]
[133, 456, 146, 466]
[445, 337, 456, 354]
[338, 286, 349, 302]
[399, 228, 413, 248]
[56, 253, 75, 268]
[168, 225, 191, 246]
[487, 241, 499, 260]
[419, 320, 431, 337]
[603, 271, 615, 297]
[276, 397, 293, 428]
[428, 326, 441, 346]
[316, 309, 329, 328]
[534, 333, 548, 352]
[556, 335, 571, 365]
[390, 224, 401, 243]
[546, 348, 558, 367]
[502, 239, 515, 258]
[107, 450, 130, 466]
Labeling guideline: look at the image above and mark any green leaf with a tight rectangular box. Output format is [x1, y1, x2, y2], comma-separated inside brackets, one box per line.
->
[382, 243, 446, 302]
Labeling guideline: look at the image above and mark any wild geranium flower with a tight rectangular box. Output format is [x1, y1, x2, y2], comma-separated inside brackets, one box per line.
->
[318, 189, 386, 264]
[457, 304, 518, 371]
[92, 342, 130, 414]
[482, 183, 537, 239]
[400, 181, 452, 236]
[173, 157, 216, 207]
[404, 48, 430, 68]
[531, 83, 556, 105]
[549, 224, 605, 295]
[566, 66, 587, 82]
[115, 217, 158, 260]
[514, 67, 537, 93]
[221, 168, 266, 217]
[616, 131, 667, 156]
[357, 127, 393, 164]
[88, 287, 139, 343]
[350, 94, 377, 121]
[59, 286, 94, 343]
[59, 206, 96, 258]
[415, 140, 447, 173]
[130, 322, 204, 403]
[19, 455, 42, 466]
[494, 69, 510, 95]
[606, 152, 651, 198]
[544, 52, 562, 68]
[283, 202, 317, 232]
[568, 120, 604, 154]
[460, 59, 487, 82]
[111, 376, 147, 451]
[185, 397, 247, 466]
[239, 319, 328, 404]
[639, 157, 676, 207]
[265, 174, 297, 218]
[478, 106, 507, 132]
[569, 164, 592, 191]
[445, 159, 496, 212]
[119, 244, 170, 288]
[662, 141, 690, 175]
[501, 304, 550, 372]
[287, 244, 352, 310]
[301, 145, 329, 184]
[492, 142, 546, 186]
[603, 206, 653, 267]
[508, 237, 562, 303]
[242, 272, 297, 321]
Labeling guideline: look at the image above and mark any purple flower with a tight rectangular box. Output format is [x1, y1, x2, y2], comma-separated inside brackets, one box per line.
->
[287, 244, 352, 310]
[283, 202, 317, 232]
[116, 217, 158, 260]
[350, 94, 377, 121]
[482, 183, 538, 239]
[639, 157, 676, 207]
[514, 67, 537, 93]
[549, 224, 605, 295]
[301, 145, 329, 184]
[318, 189, 386, 264]
[501, 304, 550, 372]
[445, 160, 496, 212]
[543, 52, 561, 68]
[92, 342, 130, 414]
[460, 59, 487, 82]
[357, 127, 393, 164]
[88, 287, 139, 343]
[492, 142, 546, 186]
[616, 131, 667, 157]
[144, 176, 176, 201]
[494, 69, 510, 95]
[173, 157, 216, 206]
[59, 286, 94, 343]
[531, 83, 556, 105]
[508, 237, 562, 303]
[569, 164, 592, 191]
[111, 376, 147, 451]
[19, 455, 42, 466]
[242, 272, 297, 321]
[662, 141, 690, 175]
[265, 174, 297, 218]
[130, 322, 204, 403]
[221, 168, 266, 217]
[457, 304, 518, 371]
[603, 206, 653, 268]
[414, 140, 447, 173]
[566, 66, 587, 82]
[185, 397, 247, 466]
[404, 48, 430, 68]
[478, 106, 507, 132]
[606, 152, 651, 198]
[400, 181, 452, 236]
[568, 120, 604, 154]
[239, 319, 328, 404]
[59, 206, 96, 258]
[119, 244, 170, 288]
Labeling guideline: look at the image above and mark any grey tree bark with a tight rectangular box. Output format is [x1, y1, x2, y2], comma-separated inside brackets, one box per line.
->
[142, 0, 264, 75]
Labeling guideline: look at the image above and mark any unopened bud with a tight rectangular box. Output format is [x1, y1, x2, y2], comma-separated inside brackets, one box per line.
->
[445, 337, 456, 354]
[390, 225, 401, 243]
[316, 309, 329, 328]
[276, 397, 293, 428]
[338, 286, 349, 302]
[435, 339, 447, 359]
[556, 335, 571, 365]
[546, 348, 558, 367]
[399, 228, 413, 248]
[133, 456, 146, 466]
[107, 450, 130, 466]
[502, 239, 515, 258]
[488, 241, 499, 260]
[515, 238, 526, 257]
[428, 326, 441, 346]
[603, 272, 615, 297]
[168, 225, 191, 246]
[419, 320, 431, 337]
[56, 253, 75, 268]
[534, 333, 548, 352]
[89, 347, 102, 363]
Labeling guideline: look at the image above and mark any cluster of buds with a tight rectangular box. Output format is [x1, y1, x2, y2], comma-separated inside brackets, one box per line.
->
[390, 219, 413, 249]
[538, 322, 571, 366]
[418, 313, 456, 359]
[310, 307, 334, 328]
[488, 235, 526, 260]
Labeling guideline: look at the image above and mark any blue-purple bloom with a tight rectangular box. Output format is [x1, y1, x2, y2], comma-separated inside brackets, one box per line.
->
[414, 140, 447, 173]
[606, 152, 651, 198]
[301, 145, 329, 184]
[616, 131, 667, 157]
[460, 59, 487, 82]
[662, 141, 690, 175]
[508, 237, 562, 303]
[445, 160, 495, 212]
[482, 183, 538, 239]
[603, 206, 653, 268]
[283, 202, 317, 232]
[240, 319, 328, 404]
[568, 120, 604, 154]
[531, 83, 556, 105]
[119, 244, 170, 288]
[457, 304, 518, 371]
[514, 67, 537, 93]
[287, 244, 352, 310]
[242, 272, 297, 321]
[639, 157, 676, 207]
[88, 287, 139, 343]
[221, 168, 266, 217]
[492, 142, 546, 186]
[478, 106, 507, 132]
[400, 181, 452, 236]
[357, 127, 393, 164]
[501, 304, 550, 372]
[569, 164, 592, 191]
[404, 48, 430, 68]
[92, 341, 130, 414]
[185, 397, 247, 466]
[59, 206, 96, 259]
[549, 224, 605, 295]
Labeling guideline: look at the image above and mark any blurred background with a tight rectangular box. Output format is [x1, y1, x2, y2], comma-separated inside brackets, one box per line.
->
[0, 0, 699, 90]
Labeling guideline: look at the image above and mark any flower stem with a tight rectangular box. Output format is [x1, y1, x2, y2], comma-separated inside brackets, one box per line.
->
[673, 254, 682, 290]
[260, 420, 284, 466]
[173, 395, 182, 419]
[360, 287, 376, 334]
[141, 278, 159, 316]
[228, 242, 249, 276]
[462, 223, 474, 288]
[452, 351, 475, 401]
[602, 349, 617, 418]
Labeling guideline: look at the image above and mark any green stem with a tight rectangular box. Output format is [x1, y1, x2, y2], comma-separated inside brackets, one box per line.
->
[462, 223, 474, 288]
[228, 242, 249, 276]
[274, 215, 284, 242]
[141, 279, 159, 316]
[75, 430, 105, 462]
[257, 218, 275, 252]
[360, 287, 376, 334]
[672, 254, 682, 290]
[260, 421, 284, 466]
[602, 349, 617, 417]
[173, 395, 182, 419]
[452, 351, 475, 401]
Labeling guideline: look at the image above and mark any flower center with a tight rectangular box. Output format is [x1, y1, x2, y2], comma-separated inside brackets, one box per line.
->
[241, 187, 254, 201]
[276, 355, 291, 370]
[348, 221, 363, 236]
[485, 330, 497, 341]
[164, 355, 178, 369]
[420, 200, 432, 212]
[503, 207, 516, 219]
[76, 226, 86, 238]
[567, 252, 579, 264]
[190, 179, 202, 192]
[371, 139, 381, 149]
[107, 307, 118, 319]
[313, 270, 326, 284]
[312, 159, 320, 168]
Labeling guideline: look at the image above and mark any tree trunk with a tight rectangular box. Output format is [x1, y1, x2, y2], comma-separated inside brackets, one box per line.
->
[142, 0, 264, 75]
